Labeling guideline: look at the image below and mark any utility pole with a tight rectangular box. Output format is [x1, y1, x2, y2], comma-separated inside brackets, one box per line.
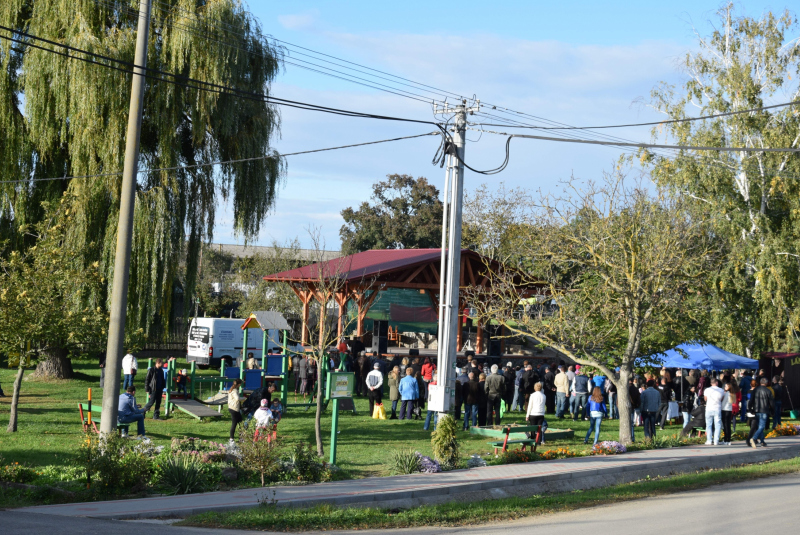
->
[100, 0, 152, 435]
[431, 99, 480, 418]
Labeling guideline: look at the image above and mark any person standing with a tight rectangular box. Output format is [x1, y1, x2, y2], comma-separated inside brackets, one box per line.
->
[297, 354, 309, 399]
[640, 380, 661, 440]
[117, 385, 148, 438]
[245, 352, 260, 370]
[571, 369, 591, 421]
[554, 366, 570, 419]
[121, 351, 138, 390]
[747, 377, 774, 448]
[292, 353, 302, 394]
[485, 364, 505, 426]
[398, 368, 418, 420]
[98, 351, 106, 388]
[454, 367, 469, 420]
[512, 365, 524, 411]
[521, 364, 538, 410]
[144, 358, 166, 420]
[657, 377, 672, 430]
[721, 381, 734, 445]
[365, 363, 384, 416]
[703, 378, 725, 446]
[627, 377, 640, 442]
[226, 378, 243, 443]
[477, 373, 488, 426]
[607, 378, 619, 420]
[526, 382, 546, 445]
[584, 387, 607, 446]
[388, 366, 400, 419]
[463, 372, 480, 430]
[543, 366, 556, 414]
[420, 357, 435, 402]
[503, 363, 516, 413]
[772, 377, 784, 429]
[738, 371, 752, 423]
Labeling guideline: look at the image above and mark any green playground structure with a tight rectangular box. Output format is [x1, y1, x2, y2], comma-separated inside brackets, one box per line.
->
[144, 311, 338, 418]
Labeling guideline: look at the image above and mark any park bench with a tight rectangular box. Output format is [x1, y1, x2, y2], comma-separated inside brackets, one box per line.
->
[488, 438, 538, 454]
[78, 402, 129, 435]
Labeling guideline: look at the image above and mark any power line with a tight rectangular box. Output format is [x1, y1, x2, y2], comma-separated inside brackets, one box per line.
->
[471, 128, 800, 153]
[0, 132, 440, 185]
[0, 26, 442, 126]
[469, 100, 800, 130]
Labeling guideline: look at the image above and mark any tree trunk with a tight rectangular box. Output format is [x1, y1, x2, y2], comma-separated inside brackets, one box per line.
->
[616, 367, 633, 444]
[6, 363, 25, 432]
[314, 357, 325, 457]
[32, 347, 72, 379]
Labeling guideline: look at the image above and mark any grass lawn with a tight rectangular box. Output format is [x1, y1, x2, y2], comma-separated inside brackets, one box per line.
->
[1, 357, 794, 478]
[180, 456, 800, 531]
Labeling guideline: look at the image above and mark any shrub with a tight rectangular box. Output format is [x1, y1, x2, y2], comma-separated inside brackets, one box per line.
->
[431, 414, 460, 470]
[0, 457, 37, 483]
[238, 427, 283, 486]
[500, 449, 538, 464]
[391, 449, 421, 475]
[158, 454, 206, 495]
[79, 434, 152, 494]
[286, 443, 324, 483]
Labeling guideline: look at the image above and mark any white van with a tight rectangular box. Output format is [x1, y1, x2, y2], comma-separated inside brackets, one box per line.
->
[187, 317, 280, 367]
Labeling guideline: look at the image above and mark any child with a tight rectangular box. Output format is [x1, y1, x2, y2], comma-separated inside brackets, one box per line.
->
[253, 399, 274, 441]
[175, 369, 188, 397]
[270, 399, 283, 424]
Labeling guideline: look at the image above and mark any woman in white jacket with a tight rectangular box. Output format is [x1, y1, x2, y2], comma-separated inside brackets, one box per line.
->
[526, 382, 547, 444]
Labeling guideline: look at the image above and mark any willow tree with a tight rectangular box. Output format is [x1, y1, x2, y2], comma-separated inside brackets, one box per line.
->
[1, 0, 285, 377]
[646, 4, 800, 356]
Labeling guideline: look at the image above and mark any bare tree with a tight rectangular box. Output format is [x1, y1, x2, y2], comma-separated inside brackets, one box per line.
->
[468, 172, 719, 444]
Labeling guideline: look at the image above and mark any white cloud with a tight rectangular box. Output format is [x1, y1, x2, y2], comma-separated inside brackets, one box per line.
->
[277, 10, 321, 31]
[213, 28, 690, 249]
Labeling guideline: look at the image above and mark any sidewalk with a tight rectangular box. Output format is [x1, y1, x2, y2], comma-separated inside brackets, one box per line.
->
[17, 436, 800, 520]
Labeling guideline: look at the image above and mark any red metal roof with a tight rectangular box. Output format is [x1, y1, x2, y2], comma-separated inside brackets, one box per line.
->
[263, 248, 468, 283]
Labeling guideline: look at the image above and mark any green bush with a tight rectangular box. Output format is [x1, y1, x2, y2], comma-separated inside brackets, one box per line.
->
[238, 427, 282, 486]
[79, 434, 152, 494]
[499, 449, 538, 464]
[390, 449, 421, 475]
[287, 443, 323, 483]
[158, 454, 206, 495]
[0, 456, 37, 483]
[431, 414, 460, 470]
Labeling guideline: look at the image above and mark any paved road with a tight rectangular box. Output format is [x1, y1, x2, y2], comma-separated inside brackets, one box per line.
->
[3, 471, 798, 534]
[330, 471, 800, 535]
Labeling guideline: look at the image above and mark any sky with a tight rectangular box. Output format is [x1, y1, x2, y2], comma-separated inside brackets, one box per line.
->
[212, 1, 794, 250]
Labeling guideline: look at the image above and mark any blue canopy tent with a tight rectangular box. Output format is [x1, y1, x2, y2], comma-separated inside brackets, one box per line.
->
[642, 343, 759, 371]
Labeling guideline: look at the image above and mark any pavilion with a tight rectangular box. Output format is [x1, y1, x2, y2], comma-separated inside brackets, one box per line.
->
[262, 248, 543, 353]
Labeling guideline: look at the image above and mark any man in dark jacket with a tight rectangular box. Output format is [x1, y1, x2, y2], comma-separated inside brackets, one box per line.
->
[521, 364, 539, 410]
[454, 368, 470, 420]
[144, 358, 166, 420]
[502, 363, 516, 413]
[747, 378, 774, 447]
[738, 371, 752, 423]
[657, 377, 671, 430]
[543, 366, 556, 414]
[485, 365, 506, 426]
[571, 370, 591, 421]
[463, 372, 481, 430]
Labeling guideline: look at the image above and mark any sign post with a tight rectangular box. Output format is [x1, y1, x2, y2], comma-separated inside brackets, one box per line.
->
[325, 371, 354, 465]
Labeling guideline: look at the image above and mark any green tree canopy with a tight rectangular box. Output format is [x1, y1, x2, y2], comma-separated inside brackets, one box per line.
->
[0, 0, 285, 360]
[339, 174, 443, 254]
[646, 4, 800, 356]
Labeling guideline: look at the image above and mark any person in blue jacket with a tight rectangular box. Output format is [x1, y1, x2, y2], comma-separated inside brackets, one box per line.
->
[398, 368, 419, 420]
[118, 385, 149, 438]
[584, 387, 607, 446]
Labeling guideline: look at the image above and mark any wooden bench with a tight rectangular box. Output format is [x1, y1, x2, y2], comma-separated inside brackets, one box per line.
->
[488, 439, 538, 455]
[78, 403, 130, 435]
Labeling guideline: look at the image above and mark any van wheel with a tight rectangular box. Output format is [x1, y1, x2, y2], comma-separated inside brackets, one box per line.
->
[222, 357, 233, 369]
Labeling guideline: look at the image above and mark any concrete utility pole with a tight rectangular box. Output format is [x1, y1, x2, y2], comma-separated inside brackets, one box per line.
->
[431, 99, 480, 417]
[100, 0, 152, 434]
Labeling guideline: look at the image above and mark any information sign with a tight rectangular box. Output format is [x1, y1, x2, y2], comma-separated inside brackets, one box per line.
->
[326, 372, 354, 400]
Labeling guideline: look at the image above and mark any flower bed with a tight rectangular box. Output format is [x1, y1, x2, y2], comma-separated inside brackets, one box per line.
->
[766, 424, 800, 438]
[590, 441, 627, 455]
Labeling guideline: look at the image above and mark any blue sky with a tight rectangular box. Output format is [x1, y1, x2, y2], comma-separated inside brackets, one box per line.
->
[212, 1, 794, 249]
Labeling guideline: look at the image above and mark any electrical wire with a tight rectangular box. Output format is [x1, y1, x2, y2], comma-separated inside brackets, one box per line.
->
[470, 127, 800, 153]
[469, 100, 800, 130]
[0, 132, 440, 185]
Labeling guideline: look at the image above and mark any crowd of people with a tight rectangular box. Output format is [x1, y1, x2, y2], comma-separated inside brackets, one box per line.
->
[109, 344, 790, 450]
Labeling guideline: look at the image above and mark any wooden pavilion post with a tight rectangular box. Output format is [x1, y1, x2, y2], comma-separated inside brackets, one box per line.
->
[456, 296, 464, 352]
[334, 291, 350, 341]
[290, 285, 315, 346]
[476, 320, 484, 354]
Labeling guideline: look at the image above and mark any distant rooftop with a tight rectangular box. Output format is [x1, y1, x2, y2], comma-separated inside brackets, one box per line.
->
[209, 243, 341, 263]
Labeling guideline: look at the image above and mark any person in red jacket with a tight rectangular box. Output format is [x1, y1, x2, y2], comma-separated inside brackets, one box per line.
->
[421, 357, 436, 403]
